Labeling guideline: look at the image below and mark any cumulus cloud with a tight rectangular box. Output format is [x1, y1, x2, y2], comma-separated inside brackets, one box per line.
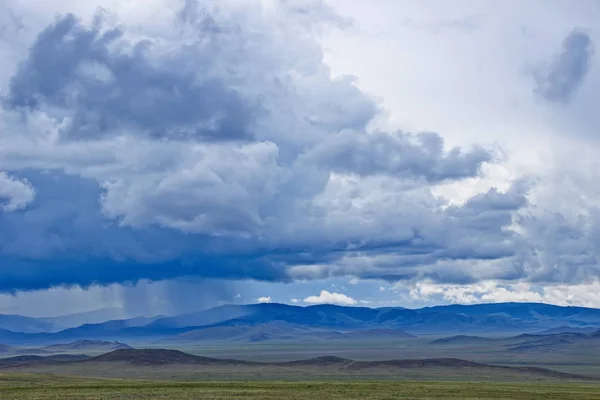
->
[403, 279, 600, 308]
[6, 14, 257, 142]
[0, 0, 532, 294]
[256, 296, 272, 304]
[0, 172, 35, 212]
[1, 0, 598, 300]
[534, 29, 594, 103]
[303, 290, 357, 305]
[300, 130, 493, 182]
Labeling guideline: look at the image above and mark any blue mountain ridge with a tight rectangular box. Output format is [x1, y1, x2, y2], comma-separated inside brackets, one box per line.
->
[1, 302, 599, 345]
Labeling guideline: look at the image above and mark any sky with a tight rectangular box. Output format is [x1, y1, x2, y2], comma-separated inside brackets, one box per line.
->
[1, 0, 600, 318]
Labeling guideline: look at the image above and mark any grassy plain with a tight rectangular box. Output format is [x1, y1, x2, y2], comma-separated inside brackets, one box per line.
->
[1, 373, 599, 400]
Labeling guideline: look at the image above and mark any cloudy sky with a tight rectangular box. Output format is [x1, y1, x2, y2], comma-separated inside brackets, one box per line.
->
[1, 0, 599, 318]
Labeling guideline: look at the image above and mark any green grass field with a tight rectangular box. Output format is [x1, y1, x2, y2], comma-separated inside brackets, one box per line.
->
[1, 374, 599, 400]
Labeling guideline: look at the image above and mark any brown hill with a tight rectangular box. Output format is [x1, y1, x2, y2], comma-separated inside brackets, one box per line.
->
[46, 354, 91, 362]
[507, 333, 593, 352]
[281, 355, 354, 367]
[0, 349, 594, 381]
[0, 355, 62, 369]
[87, 349, 253, 366]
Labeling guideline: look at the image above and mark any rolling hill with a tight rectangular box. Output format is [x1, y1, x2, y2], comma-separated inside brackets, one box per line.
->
[0, 349, 593, 382]
[430, 330, 600, 354]
[537, 326, 600, 335]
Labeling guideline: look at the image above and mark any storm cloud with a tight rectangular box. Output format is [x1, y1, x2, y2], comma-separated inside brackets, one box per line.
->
[6, 13, 257, 141]
[0, 0, 598, 298]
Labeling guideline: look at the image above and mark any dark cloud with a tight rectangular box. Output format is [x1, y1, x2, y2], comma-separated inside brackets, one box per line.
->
[6, 13, 257, 141]
[534, 29, 593, 104]
[0, 171, 291, 292]
[0, 170, 527, 292]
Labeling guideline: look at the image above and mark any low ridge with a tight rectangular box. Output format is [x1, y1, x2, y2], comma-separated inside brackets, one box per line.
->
[430, 335, 490, 344]
[281, 355, 354, 367]
[0, 355, 62, 369]
[88, 349, 252, 366]
[0, 348, 594, 381]
[43, 340, 133, 351]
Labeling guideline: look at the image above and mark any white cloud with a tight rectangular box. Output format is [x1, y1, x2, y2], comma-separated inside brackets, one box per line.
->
[290, 298, 299, 304]
[402, 279, 600, 308]
[379, 286, 386, 292]
[256, 296, 272, 304]
[0, 172, 36, 212]
[303, 290, 357, 305]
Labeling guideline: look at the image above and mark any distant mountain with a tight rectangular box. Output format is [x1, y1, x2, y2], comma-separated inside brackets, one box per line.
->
[0, 314, 58, 333]
[41, 340, 133, 352]
[184, 302, 600, 334]
[430, 330, 600, 353]
[337, 328, 416, 340]
[0, 344, 12, 353]
[430, 335, 491, 345]
[40, 309, 162, 329]
[15, 348, 51, 355]
[1, 312, 162, 335]
[146, 305, 252, 329]
[167, 320, 310, 343]
[507, 332, 593, 352]
[0, 319, 191, 345]
[164, 322, 415, 343]
[3, 302, 600, 344]
[536, 326, 600, 335]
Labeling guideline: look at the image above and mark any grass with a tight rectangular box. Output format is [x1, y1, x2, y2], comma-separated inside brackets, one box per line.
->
[1, 374, 599, 400]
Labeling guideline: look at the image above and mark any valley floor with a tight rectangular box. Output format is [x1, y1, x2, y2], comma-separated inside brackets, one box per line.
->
[1, 374, 599, 400]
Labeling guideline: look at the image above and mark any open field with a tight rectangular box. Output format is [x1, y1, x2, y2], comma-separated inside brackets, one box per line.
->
[1, 374, 599, 400]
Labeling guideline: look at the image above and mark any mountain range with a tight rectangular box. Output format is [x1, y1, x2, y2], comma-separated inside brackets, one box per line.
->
[1, 302, 599, 345]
